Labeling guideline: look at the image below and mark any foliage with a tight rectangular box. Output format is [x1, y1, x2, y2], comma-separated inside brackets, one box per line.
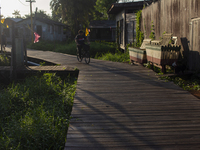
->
[24, 10, 51, 19]
[149, 21, 155, 40]
[12, 10, 21, 18]
[144, 62, 161, 73]
[94, 0, 117, 20]
[0, 54, 10, 66]
[39, 62, 46, 66]
[50, 0, 117, 35]
[0, 73, 77, 150]
[50, 0, 96, 36]
[27, 41, 116, 58]
[135, 10, 144, 47]
[160, 74, 200, 91]
[144, 62, 174, 74]
[159, 31, 166, 40]
[95, 50, 130, 63]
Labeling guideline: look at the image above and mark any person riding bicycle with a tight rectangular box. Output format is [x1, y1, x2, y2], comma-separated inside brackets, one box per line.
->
[75, 30, 90, 59]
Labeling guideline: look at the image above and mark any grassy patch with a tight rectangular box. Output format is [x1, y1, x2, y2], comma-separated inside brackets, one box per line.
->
[144, 62, 162, 74]
[0, 73, 77, 150]
[95, 50, 130, 63]
[143, 62, 200, 91]
[160, 74, 200, 91]
[144, 62, 174, 74]
[27, 41, 116, 58]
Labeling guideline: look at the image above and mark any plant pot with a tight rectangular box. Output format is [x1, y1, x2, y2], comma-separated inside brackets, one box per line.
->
[145, 45, 181, 66]
[129, 47, 147, 64]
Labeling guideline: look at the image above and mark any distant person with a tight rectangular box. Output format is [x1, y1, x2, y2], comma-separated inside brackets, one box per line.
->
[75, 30, 90, 59]
[1, 32, 7, 51]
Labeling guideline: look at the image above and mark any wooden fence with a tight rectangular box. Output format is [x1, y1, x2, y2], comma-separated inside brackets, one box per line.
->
[141, 0, 200, 70]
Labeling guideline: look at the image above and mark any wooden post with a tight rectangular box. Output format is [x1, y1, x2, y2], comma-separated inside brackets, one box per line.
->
[23, 37, 28, 66]
[11, 22, 16, 80]
[26, 0, 36, 43]
[30, 1, 33, 43]
[150, 62, 154, 70]
[162, 65, 166, 74]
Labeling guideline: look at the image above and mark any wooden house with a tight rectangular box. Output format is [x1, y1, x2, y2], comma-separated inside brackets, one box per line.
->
[15, 17, 69, 42]
[89, 20, 116, 42]
[108, 0, 157, 50]
[4, 18, 23, 43]
[141, 0, 200, 71]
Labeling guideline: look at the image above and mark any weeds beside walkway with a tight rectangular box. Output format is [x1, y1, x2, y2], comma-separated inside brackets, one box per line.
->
[0, 73, 77, 150]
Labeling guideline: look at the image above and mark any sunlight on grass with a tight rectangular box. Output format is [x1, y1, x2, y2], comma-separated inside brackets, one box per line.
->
[95, 51, 130, 63]
[27, 41, 116, 58]
[0, 73, 77, 150]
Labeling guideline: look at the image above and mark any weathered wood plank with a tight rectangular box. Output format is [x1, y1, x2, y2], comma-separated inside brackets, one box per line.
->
[13, 48, 200, 149]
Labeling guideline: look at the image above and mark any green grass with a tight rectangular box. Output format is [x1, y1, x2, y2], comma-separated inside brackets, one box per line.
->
[0, 73, 77, 150]
[95, 50, 130, 63]
[160, 74, 200, 91]
[143, 62, 200, 91]
[28, 41, 132, 63]
[27, 41, 116, 58]
[144, 62, 174, 74]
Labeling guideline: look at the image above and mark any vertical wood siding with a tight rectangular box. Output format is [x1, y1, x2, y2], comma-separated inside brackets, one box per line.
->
[141, 0, 200, 70]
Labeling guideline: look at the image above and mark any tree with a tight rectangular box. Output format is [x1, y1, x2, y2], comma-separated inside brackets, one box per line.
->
[94, 0, 117, 20]
[50, 0, 117, 36]
[12, 10, 21, 18]
[23, 10, 51, 19]
[35, 10, 51, 19]
[51, 9, 62, 22]
[50, 0, 96, 36]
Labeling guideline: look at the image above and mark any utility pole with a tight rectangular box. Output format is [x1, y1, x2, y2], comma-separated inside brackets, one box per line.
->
[26, 0, 36, 43]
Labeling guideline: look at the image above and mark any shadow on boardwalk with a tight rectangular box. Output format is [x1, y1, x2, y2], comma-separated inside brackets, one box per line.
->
[65, 59, 200, 149]
[6, 47, 199, 150]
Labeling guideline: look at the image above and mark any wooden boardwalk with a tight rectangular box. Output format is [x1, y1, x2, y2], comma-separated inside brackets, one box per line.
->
[6, 48, 200, 149]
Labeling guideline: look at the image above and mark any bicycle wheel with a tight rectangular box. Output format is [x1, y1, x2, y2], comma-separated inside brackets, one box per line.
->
[85, 51, 90, 64]
[77, 49, 82, 62]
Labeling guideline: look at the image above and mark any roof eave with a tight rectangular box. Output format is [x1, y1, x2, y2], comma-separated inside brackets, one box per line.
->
[89, 26, 116, 29]
[108, 1, 145, 14]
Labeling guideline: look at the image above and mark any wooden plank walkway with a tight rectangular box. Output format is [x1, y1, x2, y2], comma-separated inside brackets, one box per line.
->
[6, 47, 200, 149]
[65, 69, 200, 150]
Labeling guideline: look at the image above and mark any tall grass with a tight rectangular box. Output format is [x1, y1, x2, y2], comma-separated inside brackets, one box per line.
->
[95, 50, 130, 63]
[28, 41, 131, 63]
[0, 73, 77, 150]
[27, 41, 116, 58]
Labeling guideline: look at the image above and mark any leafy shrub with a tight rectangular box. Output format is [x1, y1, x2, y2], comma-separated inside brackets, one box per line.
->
[160, 74, 200, 91]
[0, 54, 10, 66]
[144, 62, 162, 73]
[0, 73, 77, 150]
[95, 50, 130, 63]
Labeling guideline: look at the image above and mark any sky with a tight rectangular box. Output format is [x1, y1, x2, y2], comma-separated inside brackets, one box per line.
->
[0, 0, 52, 18]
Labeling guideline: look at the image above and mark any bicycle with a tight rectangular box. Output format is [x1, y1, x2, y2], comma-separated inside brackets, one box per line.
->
[77, 45, 90, 64]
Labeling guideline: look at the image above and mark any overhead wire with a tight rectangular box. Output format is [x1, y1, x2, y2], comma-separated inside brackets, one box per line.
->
[17, 0, 29, 6]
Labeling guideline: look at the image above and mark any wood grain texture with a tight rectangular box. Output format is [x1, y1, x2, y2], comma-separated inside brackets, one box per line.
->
[6, 47, 200, 149]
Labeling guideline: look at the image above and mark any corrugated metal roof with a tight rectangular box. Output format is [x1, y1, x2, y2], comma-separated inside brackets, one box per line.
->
[108, 0, 156, 14]
[17, 17, 67, 27]
[6, 18, 23, 22]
